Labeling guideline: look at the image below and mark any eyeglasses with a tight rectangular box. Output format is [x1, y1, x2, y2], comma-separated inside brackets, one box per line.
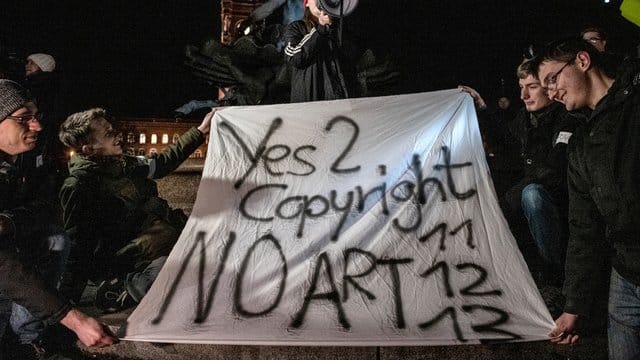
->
[545, 59, 574, 90]
[4, 113, 41, 125]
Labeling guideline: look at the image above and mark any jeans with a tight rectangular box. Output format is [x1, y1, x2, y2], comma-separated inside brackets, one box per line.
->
[608, 268, 640, 360]
[0, 225, 70, 345]
[125, 256, 167, 303]
[521, 183, 565, 270]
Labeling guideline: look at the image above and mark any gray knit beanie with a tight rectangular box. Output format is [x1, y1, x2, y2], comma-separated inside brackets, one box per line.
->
[0, 80, 29, 121]
[27, 53, 56, 72]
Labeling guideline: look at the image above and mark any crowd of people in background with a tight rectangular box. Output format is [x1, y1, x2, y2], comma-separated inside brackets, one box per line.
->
[0, 2, 639, 358]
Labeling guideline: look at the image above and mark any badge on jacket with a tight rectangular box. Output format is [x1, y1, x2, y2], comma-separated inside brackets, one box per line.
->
[555, 131, 573, 145]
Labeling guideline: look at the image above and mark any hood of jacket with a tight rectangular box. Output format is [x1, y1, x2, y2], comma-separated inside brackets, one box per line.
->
[67, 154, 126, 179]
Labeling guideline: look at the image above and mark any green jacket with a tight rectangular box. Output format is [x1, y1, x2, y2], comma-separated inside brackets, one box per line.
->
[563, 59, 640, 315]
[59, 127, 204, 301]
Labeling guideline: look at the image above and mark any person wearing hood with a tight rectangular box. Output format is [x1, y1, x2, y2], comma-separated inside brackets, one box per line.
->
[284, 0, 360, 103]
[57, 107, 214, 313]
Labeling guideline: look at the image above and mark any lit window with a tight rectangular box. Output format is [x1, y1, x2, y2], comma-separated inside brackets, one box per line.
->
[151, 134, 157, 144]
[138, 148, 146, 156]
[127, 132, 135, 144]
[162, 134, 169, 144]
[139, 133, 146, 144]
[172, 134, 180, 144]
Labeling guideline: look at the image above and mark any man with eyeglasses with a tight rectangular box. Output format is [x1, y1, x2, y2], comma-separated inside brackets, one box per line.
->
[0, 80, 114, 357]
[538, 37, 639, 359]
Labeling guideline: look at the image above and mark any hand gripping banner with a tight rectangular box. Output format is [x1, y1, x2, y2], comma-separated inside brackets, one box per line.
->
[124, 90, 555, 345]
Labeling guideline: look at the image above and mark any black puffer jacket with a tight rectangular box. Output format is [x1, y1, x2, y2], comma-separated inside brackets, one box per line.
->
[508, 102, 581, 194]
[563, 59, 640, 316]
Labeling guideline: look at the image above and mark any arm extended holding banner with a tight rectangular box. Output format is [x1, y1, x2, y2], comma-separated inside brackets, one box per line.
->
[458, 85, 487, 110]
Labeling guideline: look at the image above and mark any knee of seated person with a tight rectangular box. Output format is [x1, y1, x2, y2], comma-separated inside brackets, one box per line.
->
[521, 183, 544, 210]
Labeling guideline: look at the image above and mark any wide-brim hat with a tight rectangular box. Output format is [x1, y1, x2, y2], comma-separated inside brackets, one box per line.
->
[318, 0, 358, 17]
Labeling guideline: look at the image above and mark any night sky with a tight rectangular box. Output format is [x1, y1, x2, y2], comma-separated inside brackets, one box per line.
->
[1, 0, 638, 117]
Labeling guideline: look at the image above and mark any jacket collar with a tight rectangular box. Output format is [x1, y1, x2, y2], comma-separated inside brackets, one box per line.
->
[529, 102, 562, 127]
[69, 155, 126, 178]
[591, 58, 640, 120]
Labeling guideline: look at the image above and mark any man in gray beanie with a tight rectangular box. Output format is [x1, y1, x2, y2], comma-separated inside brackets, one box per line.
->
[0, 80, 114, 357]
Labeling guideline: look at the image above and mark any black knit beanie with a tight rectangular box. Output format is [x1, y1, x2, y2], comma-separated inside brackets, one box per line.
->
[0, 80, 29, 121]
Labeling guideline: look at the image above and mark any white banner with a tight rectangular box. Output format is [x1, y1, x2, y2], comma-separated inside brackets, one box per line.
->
[124, 90, 554, 345]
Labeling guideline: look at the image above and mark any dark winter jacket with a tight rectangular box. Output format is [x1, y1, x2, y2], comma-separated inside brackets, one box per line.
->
[508, 102, 581, 194]
[284, 20, 359, 103]
[58, 127, 204, 302]
[500, 102, 581, 216]
[562, 58, 640, 316]
[0, 154, 70, 325]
